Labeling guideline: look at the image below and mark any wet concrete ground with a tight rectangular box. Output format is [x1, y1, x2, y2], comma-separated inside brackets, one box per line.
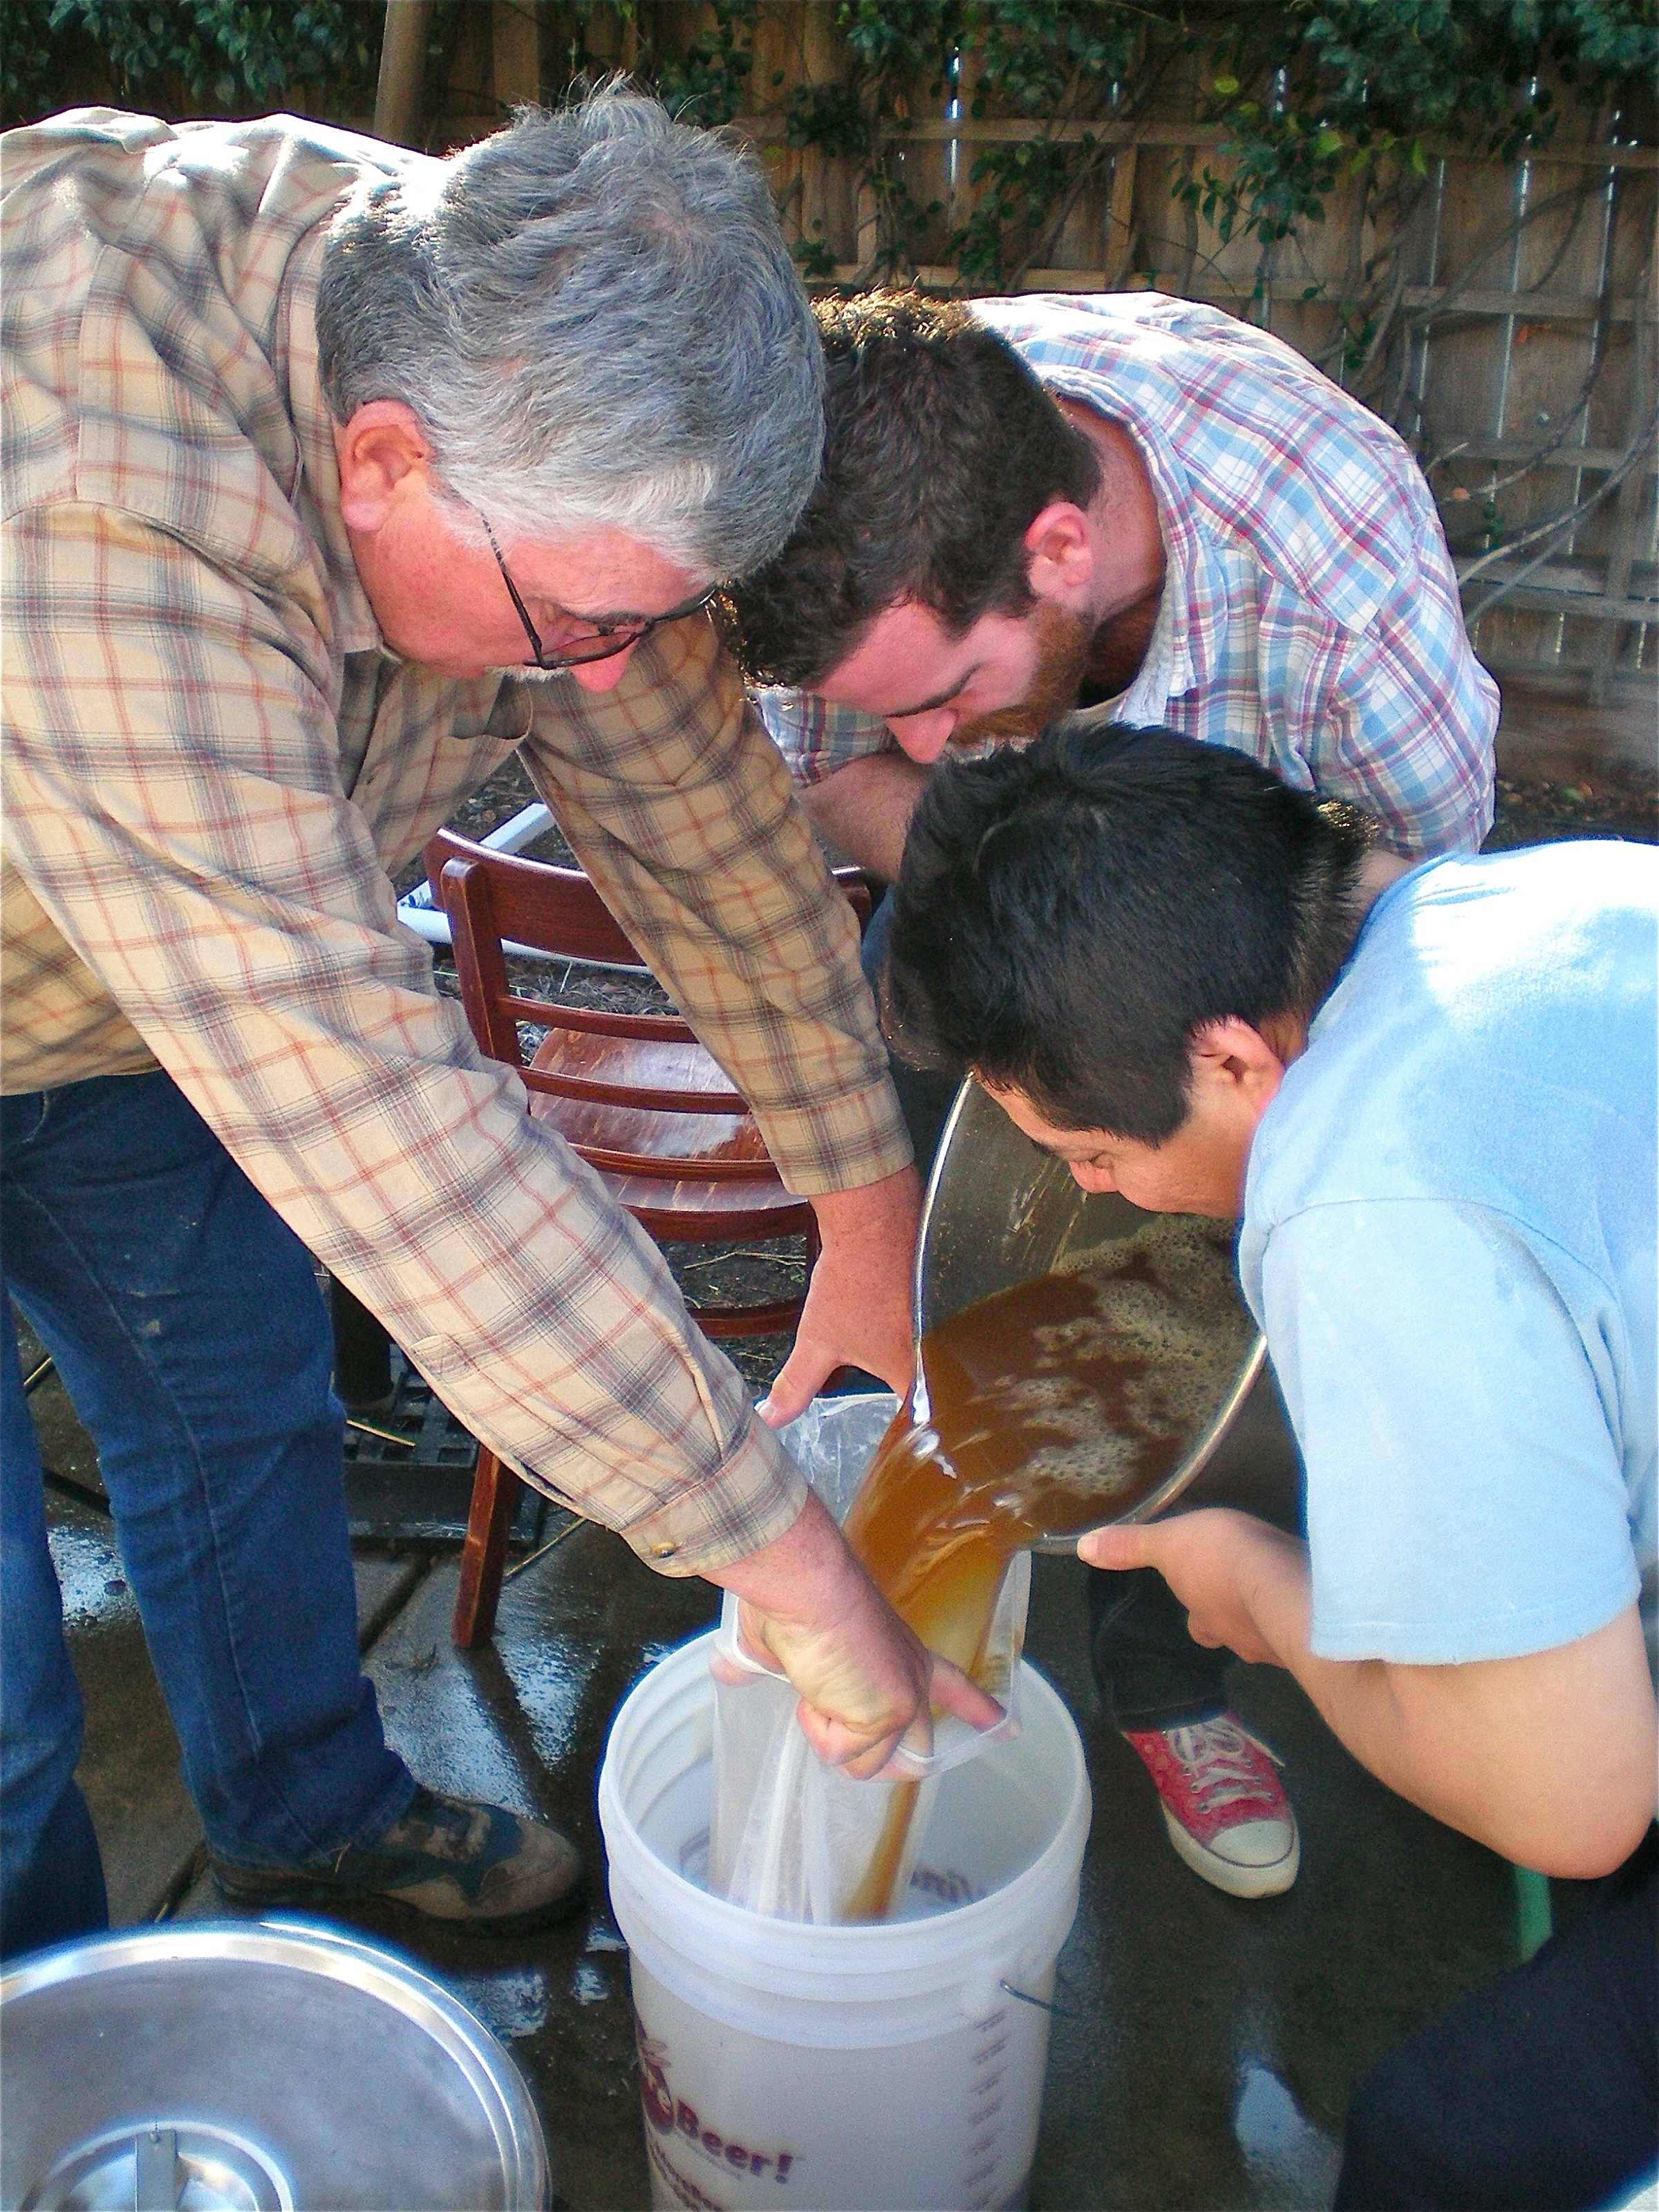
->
[30, 1335, 1528, 2212]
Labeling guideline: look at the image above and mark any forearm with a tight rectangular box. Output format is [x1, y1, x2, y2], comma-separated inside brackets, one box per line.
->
[1181, 1524, 1431, 1802]
[1091, 1512, 1658, 1877]
[711, 1485, 866, 1622]
[750, 1161, 922, 1420]
[809, 1160, 921, 1258]
[1300, 1608, 1656, 1875]
[1230, 1550, 1495, 1845]
[800, 753, 933, 881]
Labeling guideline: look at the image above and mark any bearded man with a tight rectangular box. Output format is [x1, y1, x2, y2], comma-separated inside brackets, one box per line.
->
[730, 288, 1499, 1899]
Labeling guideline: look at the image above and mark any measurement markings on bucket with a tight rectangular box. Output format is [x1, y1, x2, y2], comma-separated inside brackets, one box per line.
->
[959, 2003, 1015, 2206]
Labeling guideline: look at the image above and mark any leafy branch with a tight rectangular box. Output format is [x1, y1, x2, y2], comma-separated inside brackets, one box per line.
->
[1, 0, 379, 120]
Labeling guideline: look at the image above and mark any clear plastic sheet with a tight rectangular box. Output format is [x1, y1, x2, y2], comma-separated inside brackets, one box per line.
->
[706, 1394, 1027, 1923]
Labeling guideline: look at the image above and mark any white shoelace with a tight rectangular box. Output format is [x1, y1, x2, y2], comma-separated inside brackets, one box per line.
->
[1164, 1718, 1283, 1816]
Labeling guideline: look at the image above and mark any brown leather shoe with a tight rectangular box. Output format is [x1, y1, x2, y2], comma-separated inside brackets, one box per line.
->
[211, 1787, 585, 1936]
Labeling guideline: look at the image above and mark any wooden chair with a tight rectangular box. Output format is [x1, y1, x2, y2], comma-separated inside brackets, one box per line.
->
[425, 826, 872, 1646]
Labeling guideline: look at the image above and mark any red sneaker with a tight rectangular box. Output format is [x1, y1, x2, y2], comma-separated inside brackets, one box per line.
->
[1123, 1714, 1300, 1898]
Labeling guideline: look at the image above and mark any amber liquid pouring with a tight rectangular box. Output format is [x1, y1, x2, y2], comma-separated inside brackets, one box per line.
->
[838, 1217, 1250, 1919]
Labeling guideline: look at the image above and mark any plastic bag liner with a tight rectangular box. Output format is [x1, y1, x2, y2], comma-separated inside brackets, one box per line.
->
[706, 1393, 1028, 1923]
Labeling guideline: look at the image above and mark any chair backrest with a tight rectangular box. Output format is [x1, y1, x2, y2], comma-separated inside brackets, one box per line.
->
[424, 826, 731, 1103]
[426, 823, 872, 1053]
[424, 827, 877, 1168]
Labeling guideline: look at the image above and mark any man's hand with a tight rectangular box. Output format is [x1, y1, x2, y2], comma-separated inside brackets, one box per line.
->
[758, 1163, 921, 1426]
[711, 1488, 1002, 1779]
[1079, 1510, 1311, 1667]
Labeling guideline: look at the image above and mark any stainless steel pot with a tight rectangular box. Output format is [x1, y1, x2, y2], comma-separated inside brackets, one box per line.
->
[1, 1918, 550, 2212]
[915, 1080, 1300, 1550]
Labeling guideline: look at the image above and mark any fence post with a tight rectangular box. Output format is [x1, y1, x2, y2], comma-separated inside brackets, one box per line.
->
[375, 0, 433, 147]
[493, 0, 542, 111]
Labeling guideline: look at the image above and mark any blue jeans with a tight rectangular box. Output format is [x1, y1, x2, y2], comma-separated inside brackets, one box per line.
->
[2, 1070, 413, 1960]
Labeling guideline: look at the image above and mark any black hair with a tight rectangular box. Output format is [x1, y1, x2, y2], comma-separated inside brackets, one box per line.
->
[883, 722, 1377, 1143]
[726, 291, 1100, 686]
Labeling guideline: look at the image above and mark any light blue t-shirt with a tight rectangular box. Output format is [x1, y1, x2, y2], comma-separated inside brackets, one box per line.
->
[1237, 842, 1656, 1669]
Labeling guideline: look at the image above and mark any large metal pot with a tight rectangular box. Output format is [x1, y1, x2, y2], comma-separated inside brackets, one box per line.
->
[915, 1080, 1302, 1548]
[1, 1918, 550, 2211]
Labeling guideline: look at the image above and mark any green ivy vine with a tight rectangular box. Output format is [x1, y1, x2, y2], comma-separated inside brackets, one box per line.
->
[612, 0, 1656, 332]
[620, 0, 1656, 593]
[4, 0, 1649, 621]
[1, 0, 381, 125]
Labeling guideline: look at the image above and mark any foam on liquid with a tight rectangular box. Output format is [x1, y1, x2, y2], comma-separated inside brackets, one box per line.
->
[838, 1213, 1253, 1918]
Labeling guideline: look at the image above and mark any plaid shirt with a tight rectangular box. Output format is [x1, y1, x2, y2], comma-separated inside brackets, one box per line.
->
[2, 109, 912, 1573]
[760, 292, 1497, 859]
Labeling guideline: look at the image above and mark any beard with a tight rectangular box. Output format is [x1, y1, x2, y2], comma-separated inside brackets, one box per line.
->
[949, 598, 1096, 753]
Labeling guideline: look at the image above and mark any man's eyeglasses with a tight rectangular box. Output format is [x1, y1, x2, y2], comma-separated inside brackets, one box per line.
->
[476, 511, 720, 672]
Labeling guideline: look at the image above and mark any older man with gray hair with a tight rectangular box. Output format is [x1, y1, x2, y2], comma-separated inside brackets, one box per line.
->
[1, 91, 979, 1961]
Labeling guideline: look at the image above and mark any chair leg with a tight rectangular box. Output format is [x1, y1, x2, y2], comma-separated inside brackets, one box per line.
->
[451, 1445, 523, 1649]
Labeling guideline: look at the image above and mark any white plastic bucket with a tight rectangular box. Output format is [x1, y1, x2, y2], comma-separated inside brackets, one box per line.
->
[598, 1633, 1091, 2212]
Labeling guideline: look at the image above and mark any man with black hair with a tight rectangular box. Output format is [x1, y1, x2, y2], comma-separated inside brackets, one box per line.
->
[883, 720, 1656, 2211]
[734, 286, 1501, 1894]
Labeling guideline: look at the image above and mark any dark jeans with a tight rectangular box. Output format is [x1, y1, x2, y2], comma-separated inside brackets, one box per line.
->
[1086, 1564, 1228, 1730]
[1335, 1826, 1658, 2211]
[863, 888, 1230, 1734]
[1, 1070, 413, 1960]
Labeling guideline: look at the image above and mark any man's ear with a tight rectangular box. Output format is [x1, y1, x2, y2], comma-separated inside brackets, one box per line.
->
[1188, 1016, 1293, 1117]
[1022, 500, 1095, 601]
[333, 401, 434, 533]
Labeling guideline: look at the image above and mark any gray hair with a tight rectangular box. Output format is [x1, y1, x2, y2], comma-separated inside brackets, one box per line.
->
[315, 86, 823, 577]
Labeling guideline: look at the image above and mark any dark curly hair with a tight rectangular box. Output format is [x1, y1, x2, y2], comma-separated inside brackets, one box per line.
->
[726, 291, 1100, 686]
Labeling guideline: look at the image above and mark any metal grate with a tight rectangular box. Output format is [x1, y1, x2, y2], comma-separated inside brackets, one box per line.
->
[341, 1351, 546, 1546]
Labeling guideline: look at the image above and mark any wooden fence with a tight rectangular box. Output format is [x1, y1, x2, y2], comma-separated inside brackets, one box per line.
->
[410, 0, 1656, 706]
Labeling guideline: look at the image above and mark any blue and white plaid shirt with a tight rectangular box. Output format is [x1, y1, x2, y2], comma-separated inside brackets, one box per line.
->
[759, 292, 1497, 859]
